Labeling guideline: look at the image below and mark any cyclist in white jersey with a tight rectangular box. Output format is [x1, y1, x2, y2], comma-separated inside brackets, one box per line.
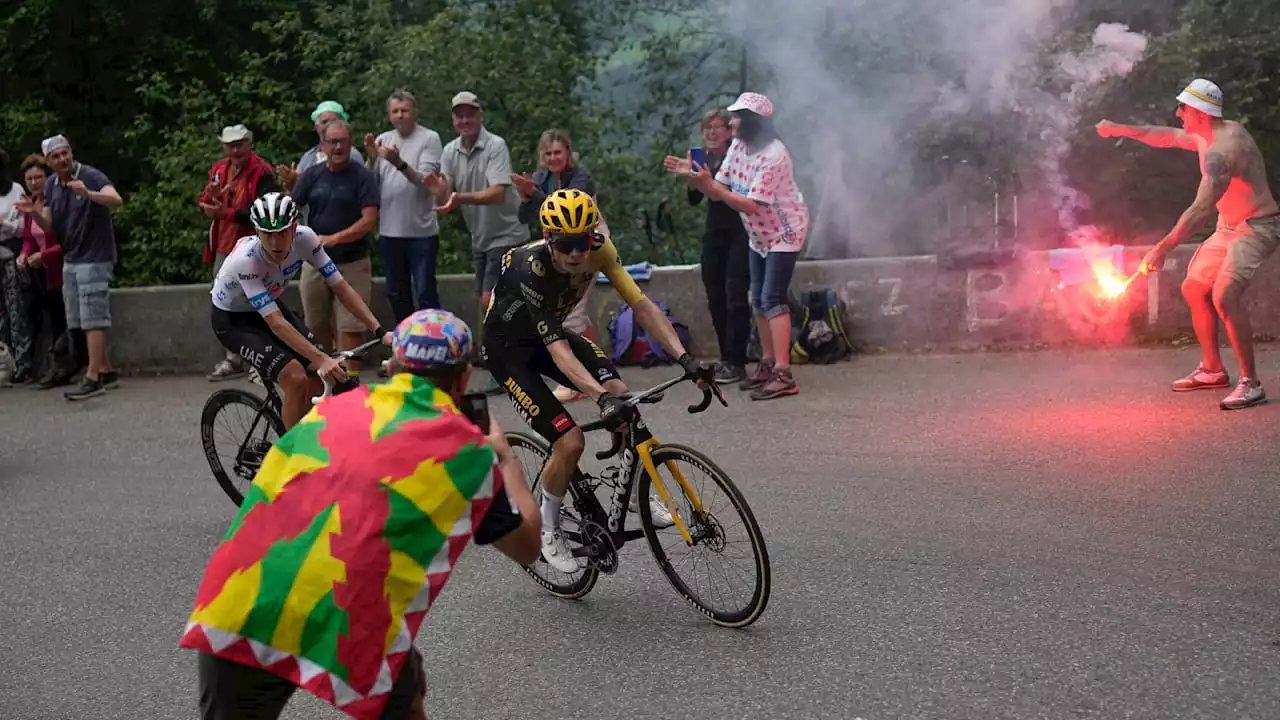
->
[210, 193, 391, 429]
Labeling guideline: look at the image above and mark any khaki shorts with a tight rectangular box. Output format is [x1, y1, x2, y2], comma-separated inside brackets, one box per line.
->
[1186, 214, 1280, 286]
[63, 262, 114, 331]
[300, 256, 371, 344]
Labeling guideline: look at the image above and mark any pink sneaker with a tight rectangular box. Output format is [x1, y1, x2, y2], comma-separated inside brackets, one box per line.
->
[1172, 364, 1230, 392]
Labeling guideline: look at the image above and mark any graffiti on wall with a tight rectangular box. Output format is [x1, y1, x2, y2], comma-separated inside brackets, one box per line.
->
[963, 253, 1172, 342]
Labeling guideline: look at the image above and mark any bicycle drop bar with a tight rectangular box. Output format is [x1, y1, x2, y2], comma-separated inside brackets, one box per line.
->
[312, 337, 386, 404]
[590, 373, 727, 460]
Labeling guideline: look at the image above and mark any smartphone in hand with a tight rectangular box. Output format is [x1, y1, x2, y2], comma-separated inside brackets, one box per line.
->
[462, 392, 490, 431]
[689, 146, 706, 171]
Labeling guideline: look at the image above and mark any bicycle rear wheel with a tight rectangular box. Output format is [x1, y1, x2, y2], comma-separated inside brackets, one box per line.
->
[506, 432, 599, 599]
[636, 443, 771, 628]
[201, 388, 285, 507]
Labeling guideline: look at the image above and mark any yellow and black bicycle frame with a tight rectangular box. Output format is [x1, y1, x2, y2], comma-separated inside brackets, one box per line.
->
[633, 435, 705, 546]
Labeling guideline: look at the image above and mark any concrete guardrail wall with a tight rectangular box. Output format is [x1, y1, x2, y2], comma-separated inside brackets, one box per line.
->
[108, 242, 1278, 373]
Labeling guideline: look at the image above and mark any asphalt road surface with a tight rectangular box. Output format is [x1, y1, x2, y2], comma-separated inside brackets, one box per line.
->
[4, 346, 1280, 720]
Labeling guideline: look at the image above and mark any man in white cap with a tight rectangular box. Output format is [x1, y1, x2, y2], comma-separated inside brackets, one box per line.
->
[201, 124, 277, 381]
[1098, 78, 1280, 410]
[16, 134, 124, 401]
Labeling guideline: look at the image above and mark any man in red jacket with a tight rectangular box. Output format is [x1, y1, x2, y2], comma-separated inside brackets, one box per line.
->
[200, 124, 278, 381]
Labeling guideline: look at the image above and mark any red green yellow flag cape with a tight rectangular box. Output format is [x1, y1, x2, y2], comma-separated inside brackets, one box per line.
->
[180, 373, 503, 719]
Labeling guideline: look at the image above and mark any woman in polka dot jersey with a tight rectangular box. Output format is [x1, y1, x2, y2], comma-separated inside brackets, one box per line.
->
[665, 92, 808, 400]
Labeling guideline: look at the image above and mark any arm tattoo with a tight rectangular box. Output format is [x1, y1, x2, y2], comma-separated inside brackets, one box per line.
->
[1204, 152, 1230, 184]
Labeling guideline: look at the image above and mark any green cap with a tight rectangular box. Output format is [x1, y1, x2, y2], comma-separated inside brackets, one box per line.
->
[310, 100, 350, 123]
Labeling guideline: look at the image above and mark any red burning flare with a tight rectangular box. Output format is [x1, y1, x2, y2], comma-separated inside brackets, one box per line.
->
[1092, 260, 1131, 299]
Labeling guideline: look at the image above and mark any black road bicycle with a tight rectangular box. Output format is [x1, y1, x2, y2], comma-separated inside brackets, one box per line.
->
[507, 372, 772, 628]
[199, 338, 383, 506]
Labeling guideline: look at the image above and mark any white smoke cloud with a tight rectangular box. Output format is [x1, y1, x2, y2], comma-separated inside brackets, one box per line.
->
[1035, 23, 1149, 246]
[716, 0, 1148, 257]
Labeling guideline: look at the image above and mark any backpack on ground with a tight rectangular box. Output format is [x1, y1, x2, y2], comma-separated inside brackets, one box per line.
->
[792, 288, 853, 364]
[608, 300, 692, 367]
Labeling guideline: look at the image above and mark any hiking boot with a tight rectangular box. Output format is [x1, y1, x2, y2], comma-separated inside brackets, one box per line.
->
[739, 359, 775, 391]
[750, 367, 799, 401]
[1220, 378, 1266, 410]
[1172, 364, 1230, 392]
[65, 377, 106, 401]
[714, 362, 746, 385]
[207, 358, 245, 382]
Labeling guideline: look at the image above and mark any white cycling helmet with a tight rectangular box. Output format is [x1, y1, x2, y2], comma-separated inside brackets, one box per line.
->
[249, 192, 299, 233]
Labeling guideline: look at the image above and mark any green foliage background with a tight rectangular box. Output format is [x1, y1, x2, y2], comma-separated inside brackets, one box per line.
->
[2, 0, 1276, 286]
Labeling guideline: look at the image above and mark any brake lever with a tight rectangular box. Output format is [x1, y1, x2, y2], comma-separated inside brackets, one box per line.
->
[711, 381, 728, 407]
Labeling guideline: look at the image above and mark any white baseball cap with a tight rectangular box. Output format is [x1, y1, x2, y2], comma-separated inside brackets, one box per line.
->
[727, 92, 774, 118]
[1176, 78, 1223, 118]
[451, 91, 482, 110]
[218, 124, 253, 143]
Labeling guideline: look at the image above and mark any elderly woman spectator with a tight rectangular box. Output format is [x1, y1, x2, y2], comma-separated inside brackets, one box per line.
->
[18, 154, 72, 389]
[512, 129, 608, 402]
[0, 148, 35, 385]
[666, 92, 808, 401]
[686, 109, 751, 385]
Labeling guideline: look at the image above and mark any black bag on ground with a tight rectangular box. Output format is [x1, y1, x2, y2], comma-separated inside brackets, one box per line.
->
[791, 288, 853, 364]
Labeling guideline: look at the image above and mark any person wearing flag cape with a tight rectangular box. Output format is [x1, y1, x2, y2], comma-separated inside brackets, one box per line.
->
[181, 308, 541, 720]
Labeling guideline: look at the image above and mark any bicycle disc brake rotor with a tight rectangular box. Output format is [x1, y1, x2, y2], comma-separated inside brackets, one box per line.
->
[692, 511, 727, 552]
[580, 519, 618, 574]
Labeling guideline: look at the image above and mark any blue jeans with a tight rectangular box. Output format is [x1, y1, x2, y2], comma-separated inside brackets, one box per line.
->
[379, 235, 439, 323]
[748, 250, 799, 319]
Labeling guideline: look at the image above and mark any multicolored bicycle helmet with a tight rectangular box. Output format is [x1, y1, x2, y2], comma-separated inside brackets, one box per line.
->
[392, 309, 472, 370]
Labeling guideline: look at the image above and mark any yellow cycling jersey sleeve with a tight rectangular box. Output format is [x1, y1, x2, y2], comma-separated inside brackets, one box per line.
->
[593, 236, 646, 306]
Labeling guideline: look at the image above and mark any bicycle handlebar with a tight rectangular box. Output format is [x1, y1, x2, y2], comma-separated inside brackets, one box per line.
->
[592, 369, 727, 460]
[311, 337, 386, 404]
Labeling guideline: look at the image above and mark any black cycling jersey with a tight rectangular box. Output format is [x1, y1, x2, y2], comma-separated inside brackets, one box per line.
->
[482, 236, 645, 349]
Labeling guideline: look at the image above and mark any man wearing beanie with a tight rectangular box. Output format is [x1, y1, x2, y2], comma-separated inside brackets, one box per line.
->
[1097, 78, 1280, 410]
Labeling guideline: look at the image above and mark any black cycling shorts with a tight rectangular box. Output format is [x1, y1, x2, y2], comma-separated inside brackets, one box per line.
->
[211, 304, 316, 382]
[483, 330, 622, 444]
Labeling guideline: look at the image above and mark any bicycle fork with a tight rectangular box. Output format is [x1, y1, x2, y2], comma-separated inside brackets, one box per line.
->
[634, 438, 707, 547]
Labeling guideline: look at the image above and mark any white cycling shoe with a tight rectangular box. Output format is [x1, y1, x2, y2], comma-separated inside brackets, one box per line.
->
[540, 529, 582, 574]
[631, 493, 675, 529]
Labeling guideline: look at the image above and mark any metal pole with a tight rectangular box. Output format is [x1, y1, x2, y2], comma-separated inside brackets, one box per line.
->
[1013, 193, 1019, 242]
[994, 191, 1000, 247]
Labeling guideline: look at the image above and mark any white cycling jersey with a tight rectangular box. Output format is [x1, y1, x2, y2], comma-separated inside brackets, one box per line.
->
[210, 225, 343, 316]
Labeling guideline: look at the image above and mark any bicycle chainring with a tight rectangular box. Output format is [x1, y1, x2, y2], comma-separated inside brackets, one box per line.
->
[580, 519, 618, 574]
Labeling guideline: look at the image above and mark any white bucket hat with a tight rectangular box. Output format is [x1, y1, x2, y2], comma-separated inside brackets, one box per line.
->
[1176, 78, 1223, 118]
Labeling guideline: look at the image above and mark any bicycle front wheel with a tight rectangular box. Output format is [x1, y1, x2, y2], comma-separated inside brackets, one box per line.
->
[201, 388, 284, 507]
[636, 443, 771, 628]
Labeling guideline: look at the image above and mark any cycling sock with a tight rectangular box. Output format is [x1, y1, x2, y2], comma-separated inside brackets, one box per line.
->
[541, 491, 563, 531]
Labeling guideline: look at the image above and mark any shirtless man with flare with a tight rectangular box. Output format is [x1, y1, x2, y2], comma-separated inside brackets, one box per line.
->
[1098, 78, 1280, 410]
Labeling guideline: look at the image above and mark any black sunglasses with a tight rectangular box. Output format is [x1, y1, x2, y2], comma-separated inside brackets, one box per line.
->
[550, 233, 595, 254]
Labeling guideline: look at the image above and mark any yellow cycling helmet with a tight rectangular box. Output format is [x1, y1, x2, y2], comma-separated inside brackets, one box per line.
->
[539, 189, 599, 235]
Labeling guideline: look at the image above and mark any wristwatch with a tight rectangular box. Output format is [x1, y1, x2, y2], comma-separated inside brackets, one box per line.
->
[395, 160, 408, 171]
